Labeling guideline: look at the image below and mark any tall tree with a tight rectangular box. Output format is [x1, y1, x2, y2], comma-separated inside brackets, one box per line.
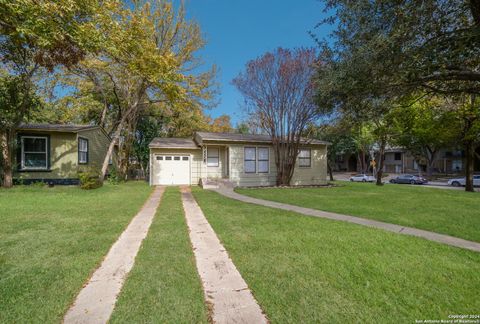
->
[314, 122, 356, 181]
[0, 70, 42, 187]
[207, 114, 233, 133]
[233, 47, 322, 186]
[352, 123, 376, 174]
[133, 113, 164, 175]
[448, 94, 480, 190]
[235, 122, 251, 134]
[65, 0, 216, 179]
[390, 96, 458, 177]
[0, 0, 113, 187]
[0, 0, 112, 69]
[0, 38, 45, 188]
[314, 0, 480, 191]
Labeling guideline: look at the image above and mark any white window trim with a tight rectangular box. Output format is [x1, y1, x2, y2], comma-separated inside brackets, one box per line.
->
[207, 147, 220, 167]
[257, 147, 269, 173]
[243, 146, 270, 175]
[244, 146, 257, 174]
[298, 148, 312, 168]
[20, 135, 48, 170]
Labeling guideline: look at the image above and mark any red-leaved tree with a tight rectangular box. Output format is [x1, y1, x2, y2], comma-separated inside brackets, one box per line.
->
[232, 47, 321, 186]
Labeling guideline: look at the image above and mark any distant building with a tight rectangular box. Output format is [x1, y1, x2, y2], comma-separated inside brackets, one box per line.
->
[335, 147, 480, 174]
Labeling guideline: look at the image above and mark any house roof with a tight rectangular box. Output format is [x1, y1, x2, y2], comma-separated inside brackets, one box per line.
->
[149, 137, 200, 149]
[149, 132, 329, 149]
[195, 132, 330, 145]
[17, 123, 100, 133]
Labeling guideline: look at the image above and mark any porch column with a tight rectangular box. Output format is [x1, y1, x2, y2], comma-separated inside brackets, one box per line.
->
[202, 145, 208, 181]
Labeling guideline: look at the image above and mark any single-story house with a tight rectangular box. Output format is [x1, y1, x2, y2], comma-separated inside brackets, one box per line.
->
[14, 124, 113, 185]
[149, 132, 329, 187]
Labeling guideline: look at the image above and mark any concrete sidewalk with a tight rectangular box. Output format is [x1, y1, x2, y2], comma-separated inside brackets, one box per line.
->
[64, 186, 165, 324]
[214, 187, 480, 253]
[181, 187, 267, 324]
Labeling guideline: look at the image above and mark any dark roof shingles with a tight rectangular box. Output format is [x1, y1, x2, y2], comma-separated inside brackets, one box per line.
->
[196, 132, 329, 145]
[149, 138, 199, 149]
[17, 123, 98, 132]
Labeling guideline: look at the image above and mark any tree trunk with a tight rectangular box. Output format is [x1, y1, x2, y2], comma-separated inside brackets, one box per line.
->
[425, 148, 437, 178]
[0, 129, 13, 188]
[101, 118, 126, 180]
[465, 140, 475, 192]
[362, 151, 368, 173]
[426, 162, 434, 178]
[470, 0, 480, 25]
[327, 162, 334, 181]
[274, 140, 297, 186]
[376, 140, 386, 186]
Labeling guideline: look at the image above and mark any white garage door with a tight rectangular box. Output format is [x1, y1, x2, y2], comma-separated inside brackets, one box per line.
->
[153, 155, 191, 185]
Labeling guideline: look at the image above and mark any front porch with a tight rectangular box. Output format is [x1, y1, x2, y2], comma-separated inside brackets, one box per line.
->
[202, 144, 230, 181]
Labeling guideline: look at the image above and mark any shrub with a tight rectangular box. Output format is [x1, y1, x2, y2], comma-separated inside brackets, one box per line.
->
[107, 166, 122, 185]
[78, 167, 103, 190]
[31, 180, 46, 188]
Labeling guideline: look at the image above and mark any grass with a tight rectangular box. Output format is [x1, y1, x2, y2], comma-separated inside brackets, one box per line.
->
[0, 182, 152, 323]
[236, 182, 480, 242]
[192, 188, 480, 323]
[110, 187, 208, 323]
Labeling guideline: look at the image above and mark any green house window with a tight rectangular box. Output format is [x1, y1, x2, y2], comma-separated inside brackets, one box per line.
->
[21, 136, 48, 170]
[78, 138, 88, 164]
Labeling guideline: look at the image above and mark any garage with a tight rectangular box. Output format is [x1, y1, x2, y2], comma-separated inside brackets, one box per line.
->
[152, 155, 191, 185]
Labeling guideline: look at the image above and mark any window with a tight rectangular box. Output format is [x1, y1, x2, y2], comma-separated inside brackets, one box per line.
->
[207, 147, 219, 167]
[258, 147, 269, 173]
[165, 156, 172, 160]
[182, 156, 189, 161]
[394, 152, 402, 161]
[21, 136, 48, 170]
[78, 138, 88, 164]
[156, 156, 163, 160]
[244, 147, 256, 173]
[298, 149, 311, 167]
[174, 156, 181, 161]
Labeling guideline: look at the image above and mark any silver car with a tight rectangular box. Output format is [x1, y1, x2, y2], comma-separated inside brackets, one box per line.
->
[349, 174, 375, 182]
[447, 175, 480, 187]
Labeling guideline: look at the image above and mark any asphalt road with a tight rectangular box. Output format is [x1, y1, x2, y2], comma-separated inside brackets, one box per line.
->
[333, 173, 480, 192]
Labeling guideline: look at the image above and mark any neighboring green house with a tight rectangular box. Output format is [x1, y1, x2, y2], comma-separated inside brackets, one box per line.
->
[14, 124, 112, 185]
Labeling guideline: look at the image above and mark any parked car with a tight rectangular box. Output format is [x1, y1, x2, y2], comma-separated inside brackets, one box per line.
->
[447, 175, 480, 187]
[349, 174, 376, 182]
[389, 174, 428, 185]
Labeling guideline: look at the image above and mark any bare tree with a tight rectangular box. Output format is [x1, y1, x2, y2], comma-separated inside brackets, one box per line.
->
[232, 48, 322, 186]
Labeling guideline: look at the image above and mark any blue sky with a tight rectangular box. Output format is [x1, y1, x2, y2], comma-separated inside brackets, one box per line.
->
[184, 0, 331, 126]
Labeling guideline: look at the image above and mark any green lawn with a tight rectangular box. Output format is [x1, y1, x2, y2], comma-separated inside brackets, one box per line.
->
[110, 187, 208, 323]
[192, 188, 480, 323]
[0, 182, 152, 323]
[236, 182, 480, 242]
